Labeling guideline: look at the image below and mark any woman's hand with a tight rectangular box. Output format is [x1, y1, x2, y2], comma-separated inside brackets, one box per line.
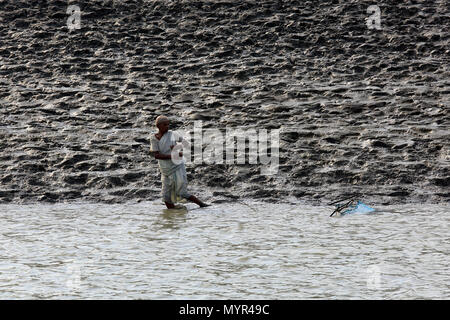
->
[171, 144, 183, 158]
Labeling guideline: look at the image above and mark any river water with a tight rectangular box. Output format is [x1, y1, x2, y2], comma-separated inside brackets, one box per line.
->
[0, 201, 448, 299]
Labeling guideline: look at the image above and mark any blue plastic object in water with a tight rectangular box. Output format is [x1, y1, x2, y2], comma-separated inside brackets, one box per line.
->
[342, 201, 375, 215]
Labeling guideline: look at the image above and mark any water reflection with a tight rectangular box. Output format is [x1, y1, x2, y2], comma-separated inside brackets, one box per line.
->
[158, 204, 189, 230]
[0, 201, 448, 299]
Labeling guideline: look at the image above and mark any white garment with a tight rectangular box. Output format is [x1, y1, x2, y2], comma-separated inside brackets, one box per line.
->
[150, 130, 191, 203]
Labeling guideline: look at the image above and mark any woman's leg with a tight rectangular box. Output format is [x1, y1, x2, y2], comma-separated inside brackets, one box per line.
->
[164, 201, 175, 209]
[162, 175, 175, 208]
[187, 195, 209, 207]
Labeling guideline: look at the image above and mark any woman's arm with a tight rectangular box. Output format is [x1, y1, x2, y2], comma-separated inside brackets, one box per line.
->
[154, 151, 172, 160]
[154, 149, 183, 160]
[150, 135, 173, 160]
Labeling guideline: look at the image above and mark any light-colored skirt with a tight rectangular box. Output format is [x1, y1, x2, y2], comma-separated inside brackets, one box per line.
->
[161, 163, 191, 204]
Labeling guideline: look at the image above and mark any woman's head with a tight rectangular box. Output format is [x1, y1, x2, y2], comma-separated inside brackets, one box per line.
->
[155, 115, 169, 133]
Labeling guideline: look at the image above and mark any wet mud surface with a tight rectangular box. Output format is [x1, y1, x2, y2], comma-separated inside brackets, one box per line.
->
[0, 0, 448, 205]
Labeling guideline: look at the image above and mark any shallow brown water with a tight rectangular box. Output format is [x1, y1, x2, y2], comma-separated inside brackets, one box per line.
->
[0, 201, 448, 299]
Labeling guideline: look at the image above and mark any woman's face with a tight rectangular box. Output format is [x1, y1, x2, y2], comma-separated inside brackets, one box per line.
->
[158, 120, 169, 134]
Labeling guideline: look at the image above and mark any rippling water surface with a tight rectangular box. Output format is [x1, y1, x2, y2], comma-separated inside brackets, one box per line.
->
[0, 201, 448, 299]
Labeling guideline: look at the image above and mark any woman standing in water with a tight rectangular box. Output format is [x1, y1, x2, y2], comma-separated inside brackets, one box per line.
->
[150, 115, 209, 209]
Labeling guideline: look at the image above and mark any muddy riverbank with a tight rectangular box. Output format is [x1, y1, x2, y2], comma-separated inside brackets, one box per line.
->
[0, 0, 448, 205]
